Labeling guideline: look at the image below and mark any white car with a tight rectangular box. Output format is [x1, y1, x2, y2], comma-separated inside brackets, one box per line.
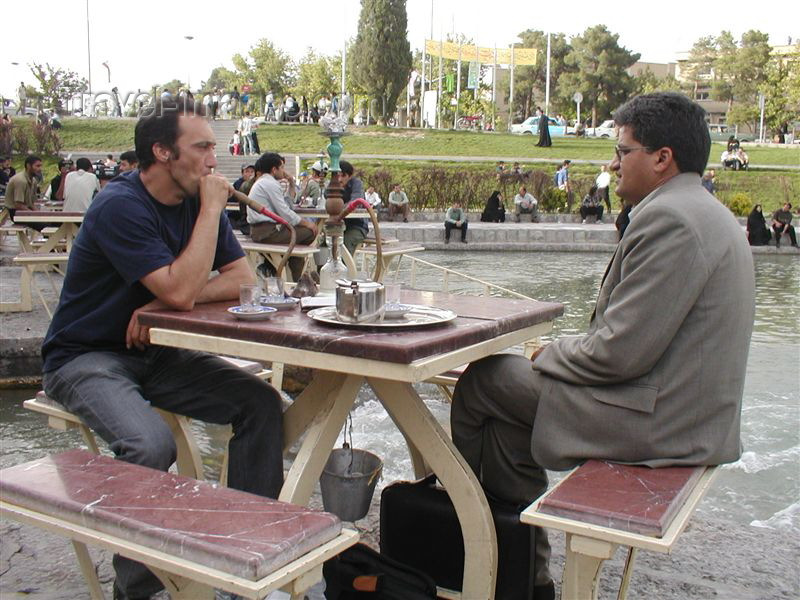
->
[586, 119, 617, 138]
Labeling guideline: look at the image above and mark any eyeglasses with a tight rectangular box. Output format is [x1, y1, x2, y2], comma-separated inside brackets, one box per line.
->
[614, 145, 652, 160]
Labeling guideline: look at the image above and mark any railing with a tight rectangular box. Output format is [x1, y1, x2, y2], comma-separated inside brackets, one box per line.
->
[405, 255, 534, 300]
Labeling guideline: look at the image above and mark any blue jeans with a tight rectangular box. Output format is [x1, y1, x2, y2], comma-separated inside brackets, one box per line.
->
[43, 346, 284, 597]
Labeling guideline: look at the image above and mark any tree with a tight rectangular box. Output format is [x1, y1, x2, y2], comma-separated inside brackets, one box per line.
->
[29, 63, 88, 112]
[632, 69, 685, 96]
[247, 39, 295, 99]
[559, 26, 640, 127]
[294, 49, 339, 104]
[504, 31, 572, 121]
[683, 36, 717, 98]
[714, 30, 772, 129]
[351, 0, 412, 124]
[759, 43, 800, 139]
[201, 66, 237, 93]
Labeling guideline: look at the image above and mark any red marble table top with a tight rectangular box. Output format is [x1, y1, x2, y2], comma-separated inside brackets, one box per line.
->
[539, 460, 705, 537]
[0, 450, 342, 580]
[139, 290, 563, 365]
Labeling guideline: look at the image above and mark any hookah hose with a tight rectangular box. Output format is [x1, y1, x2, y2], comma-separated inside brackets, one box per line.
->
[230, 189, 296, 281]
[335, 198, 383, 282]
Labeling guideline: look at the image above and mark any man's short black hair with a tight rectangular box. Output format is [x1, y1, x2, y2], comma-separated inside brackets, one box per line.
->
[614, 92, 710, 175]
[135, 98, 205, 170]
[254, 152, 284, 175]
[119, 150, 138, 164]
[24, 155, 42, 168]
[76, 157, 92, 171]
[339, 160, 354, 176]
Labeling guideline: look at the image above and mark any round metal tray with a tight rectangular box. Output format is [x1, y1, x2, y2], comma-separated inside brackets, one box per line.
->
[307, 305, 457, 329]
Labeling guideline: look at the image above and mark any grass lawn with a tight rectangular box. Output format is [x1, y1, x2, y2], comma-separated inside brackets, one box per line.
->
[9, 118, 799, 214]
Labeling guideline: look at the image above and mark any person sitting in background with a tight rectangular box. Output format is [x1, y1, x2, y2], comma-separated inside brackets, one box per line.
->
[365, 186, 382, 209]
[4, 155, 42, 222]
[726, 135, 740, 153]
[45, 159, 74, 202]
[746, 205, 771, 246]
[444, 200, 468, 244]
[481, 190, 506, 223]
[514, 185, 538, 222]
[64, 157, 100, 212]
[104, 154, 117, 168]
[701, 169, 715, 195]
[247, 153, 318, 281]
[340, 160, 369, 257]
[388, 183, 411, 222]
[296, 161, 327, 209]
[721, 149, 742, 170]
[771, 202, 798, 248]
[118, 151, 138, 173]
[735, 148, 749, 170]
[580, 185, 604, 223]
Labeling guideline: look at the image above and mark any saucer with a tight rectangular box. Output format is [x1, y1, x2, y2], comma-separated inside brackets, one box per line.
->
[383, 304, 413, 319]
[227, 306, 277, 321]
[260, 296, 300, 310]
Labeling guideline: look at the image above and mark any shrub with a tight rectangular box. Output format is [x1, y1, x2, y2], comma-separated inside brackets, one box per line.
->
[724, 192, 752, 216]
[0, 120, 13, 156]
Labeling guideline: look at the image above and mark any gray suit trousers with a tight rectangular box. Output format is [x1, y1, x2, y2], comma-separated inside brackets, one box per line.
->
[451, 353, 552, 587]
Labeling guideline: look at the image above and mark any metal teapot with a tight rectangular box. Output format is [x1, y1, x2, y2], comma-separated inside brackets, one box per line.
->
[335, 278, 385, 323]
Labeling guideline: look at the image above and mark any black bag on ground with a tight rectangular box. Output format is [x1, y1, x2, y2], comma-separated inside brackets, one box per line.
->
[379, 475, 537, 600]
[323, 542, 437, 599]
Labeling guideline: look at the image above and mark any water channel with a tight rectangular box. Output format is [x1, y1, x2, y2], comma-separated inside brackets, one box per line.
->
[1, 251, 798, 538]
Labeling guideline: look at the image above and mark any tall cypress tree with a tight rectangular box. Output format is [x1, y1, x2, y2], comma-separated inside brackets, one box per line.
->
[351, 0, 412, 125]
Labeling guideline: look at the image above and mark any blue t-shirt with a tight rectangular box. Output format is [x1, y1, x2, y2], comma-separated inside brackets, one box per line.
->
[42, 170, 244, 373]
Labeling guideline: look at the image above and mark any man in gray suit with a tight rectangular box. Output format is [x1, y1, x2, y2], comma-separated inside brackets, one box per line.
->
[452, 92, 755, 598]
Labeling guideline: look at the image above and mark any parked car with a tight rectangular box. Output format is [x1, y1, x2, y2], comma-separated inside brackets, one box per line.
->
[586, 119, 617, 138]
[708, 123, 752, 143]
[1, 99, 38, 117]
[510, 115, 567, 136]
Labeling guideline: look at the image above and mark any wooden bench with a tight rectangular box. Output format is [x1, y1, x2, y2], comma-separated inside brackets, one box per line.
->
[521, 460, 718, 600]
[0, 450, 358, 600]
[240, 241, 319, 283]
[24, 357, 273, 486]
[0, 252, 69, 317]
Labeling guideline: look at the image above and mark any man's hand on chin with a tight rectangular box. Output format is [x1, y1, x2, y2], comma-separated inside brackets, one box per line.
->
[126, 299, 168, 350]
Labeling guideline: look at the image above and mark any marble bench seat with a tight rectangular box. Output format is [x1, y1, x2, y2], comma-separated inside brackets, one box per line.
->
[0, 450, 358, 599]
[522, 460, 718, 600]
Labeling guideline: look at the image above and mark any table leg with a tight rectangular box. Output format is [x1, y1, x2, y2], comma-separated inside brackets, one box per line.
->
[36, 223, 71, 255]
[280, 372, 363, 505]
[368, 378, 498, 599]
[562, 533, 616, 600]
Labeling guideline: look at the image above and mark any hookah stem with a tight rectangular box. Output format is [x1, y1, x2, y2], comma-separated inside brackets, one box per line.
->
[231, 189, 296, 281]
[338, 198, 383, 282]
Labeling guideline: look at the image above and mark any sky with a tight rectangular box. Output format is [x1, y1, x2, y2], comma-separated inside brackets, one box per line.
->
[2, 0, 795, 101]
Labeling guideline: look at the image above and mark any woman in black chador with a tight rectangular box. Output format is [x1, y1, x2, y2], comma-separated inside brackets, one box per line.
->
[480, 190, 506, 222]
[747, 204, 771, 246]
[535, 106, 552, 147]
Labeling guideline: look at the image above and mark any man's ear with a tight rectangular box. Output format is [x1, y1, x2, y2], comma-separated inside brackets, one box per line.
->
[153, 144, 171, 163]
[653, 146, 675, 174]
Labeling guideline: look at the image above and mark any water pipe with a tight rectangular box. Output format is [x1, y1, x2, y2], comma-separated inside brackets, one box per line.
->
[333, 197, 383, 282]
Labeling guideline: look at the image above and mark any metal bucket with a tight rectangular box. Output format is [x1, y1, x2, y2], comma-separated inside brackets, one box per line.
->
[319, 447, 383, 522]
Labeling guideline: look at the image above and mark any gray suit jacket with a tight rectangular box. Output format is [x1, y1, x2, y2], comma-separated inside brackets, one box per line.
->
[532, 173, 755, 470]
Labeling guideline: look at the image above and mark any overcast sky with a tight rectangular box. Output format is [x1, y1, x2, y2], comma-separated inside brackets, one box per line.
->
[2, 0, 795, 100]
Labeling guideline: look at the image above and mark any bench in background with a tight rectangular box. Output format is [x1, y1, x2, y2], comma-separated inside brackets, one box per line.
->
[522, 460, 718, 600]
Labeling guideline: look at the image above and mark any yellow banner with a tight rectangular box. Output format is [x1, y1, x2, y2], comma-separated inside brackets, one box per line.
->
[425, 40, 538, 66]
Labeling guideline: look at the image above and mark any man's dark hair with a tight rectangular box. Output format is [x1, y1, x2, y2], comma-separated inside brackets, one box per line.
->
[254, 152, 284, 175]
[614, 92, 710, 175]
[563, 160, 571, 166]
[119, 150, 138, 164]
[24, 155, 42, 168]
[340, 160, 354, 176]
[135, 98, 205, 170]
[76, 157, 92, 171]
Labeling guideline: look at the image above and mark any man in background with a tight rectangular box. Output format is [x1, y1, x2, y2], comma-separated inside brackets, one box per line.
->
[118, 151, 139, 173]
[4, 155, 41, 220]
[388, 183, 411, 222]
[771, 202, 798, 248]
[339, 160, 368, 256]
[64, 157, 100, 212]
[514, 185, 539, 222]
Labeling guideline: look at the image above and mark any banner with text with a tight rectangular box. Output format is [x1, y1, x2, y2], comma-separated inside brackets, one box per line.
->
[425, 40, 538, 66]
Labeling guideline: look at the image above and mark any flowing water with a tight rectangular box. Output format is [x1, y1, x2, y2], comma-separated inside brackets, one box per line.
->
[1, 252, 798, 537]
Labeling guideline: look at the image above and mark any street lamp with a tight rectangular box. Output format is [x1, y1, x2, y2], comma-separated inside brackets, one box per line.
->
[102, 61, 111, 84]
[184, 36, 194, 90]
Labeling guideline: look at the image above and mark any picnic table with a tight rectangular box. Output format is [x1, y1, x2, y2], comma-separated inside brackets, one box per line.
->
[11, 210, 83, 253]
[139, 289, 563, 599]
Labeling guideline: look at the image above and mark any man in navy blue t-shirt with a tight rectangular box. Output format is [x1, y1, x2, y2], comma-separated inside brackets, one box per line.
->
[41, 99, 283, 600]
